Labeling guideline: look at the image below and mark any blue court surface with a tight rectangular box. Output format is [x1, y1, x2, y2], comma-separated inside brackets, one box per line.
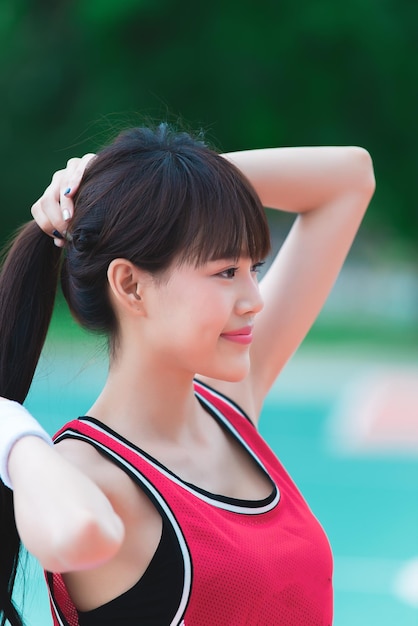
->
[13, 336, 418, 626]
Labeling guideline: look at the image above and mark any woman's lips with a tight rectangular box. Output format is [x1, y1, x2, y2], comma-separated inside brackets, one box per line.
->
[220, 326, 253, 345]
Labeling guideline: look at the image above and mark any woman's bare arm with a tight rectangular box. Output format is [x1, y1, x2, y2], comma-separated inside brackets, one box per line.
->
[8, 436, 124, 572]
[218, 147, 375, 421]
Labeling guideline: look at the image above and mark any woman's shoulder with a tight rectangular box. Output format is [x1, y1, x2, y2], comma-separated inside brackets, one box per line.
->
[55, 436, 111, 483]
[54, 436, 155, 524]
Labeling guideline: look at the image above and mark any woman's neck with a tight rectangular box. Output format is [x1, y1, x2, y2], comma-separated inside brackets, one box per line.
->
[88, 353, 203, 446]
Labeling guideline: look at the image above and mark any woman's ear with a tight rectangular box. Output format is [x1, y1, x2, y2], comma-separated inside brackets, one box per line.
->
[107, 259, 146, 314]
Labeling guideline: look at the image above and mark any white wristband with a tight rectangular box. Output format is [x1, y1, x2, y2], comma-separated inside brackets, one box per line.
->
[0, 399, 53, 489]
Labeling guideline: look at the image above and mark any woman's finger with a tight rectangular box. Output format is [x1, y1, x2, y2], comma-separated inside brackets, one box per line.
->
[31, 154, 96, 244]
[59, 153, 96, 222]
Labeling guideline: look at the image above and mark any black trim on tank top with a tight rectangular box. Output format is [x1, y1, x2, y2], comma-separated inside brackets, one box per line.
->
[66, 377, 277, 511]
[193, 378, 256, 426]
[191, 396, 277, 507]
[77, 519, 184, 626]
[54, 429, 193, 624]
[46, 571, 72, 626]
[74, 410, 276, 510]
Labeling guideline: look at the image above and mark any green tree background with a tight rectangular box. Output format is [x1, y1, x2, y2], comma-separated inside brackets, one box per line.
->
[0, 0, 417, 254]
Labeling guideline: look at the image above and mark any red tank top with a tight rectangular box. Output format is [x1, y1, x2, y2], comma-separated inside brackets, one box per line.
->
[46, 380, 333, 625]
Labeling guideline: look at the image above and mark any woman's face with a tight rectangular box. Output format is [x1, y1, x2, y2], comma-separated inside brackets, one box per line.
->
[140, 257, 264, 381]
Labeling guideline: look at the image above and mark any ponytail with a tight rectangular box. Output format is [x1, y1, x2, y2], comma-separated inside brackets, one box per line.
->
[0, 222, 62, 626]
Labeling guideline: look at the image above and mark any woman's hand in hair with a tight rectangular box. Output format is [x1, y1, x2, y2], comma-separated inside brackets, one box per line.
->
[31, 153, 95, 247]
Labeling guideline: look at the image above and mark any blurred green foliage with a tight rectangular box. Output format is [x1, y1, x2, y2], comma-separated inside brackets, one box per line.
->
[0, 0, 417, 246]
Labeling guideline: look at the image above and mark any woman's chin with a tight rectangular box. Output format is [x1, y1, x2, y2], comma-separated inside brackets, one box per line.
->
[198, 359, 250, 383]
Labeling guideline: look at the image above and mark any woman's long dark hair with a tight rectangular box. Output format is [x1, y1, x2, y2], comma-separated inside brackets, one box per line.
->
[0, 123, 270, 624]
[0, 224, 62, 625]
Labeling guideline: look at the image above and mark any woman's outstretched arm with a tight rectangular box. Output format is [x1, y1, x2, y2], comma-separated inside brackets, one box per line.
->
[222, 147, 375, 420]
[8, 434, 124, 572]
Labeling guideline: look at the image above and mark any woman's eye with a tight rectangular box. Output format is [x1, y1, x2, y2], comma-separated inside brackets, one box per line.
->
[218, 267, 238, 279]
[251, 261, 266, 274]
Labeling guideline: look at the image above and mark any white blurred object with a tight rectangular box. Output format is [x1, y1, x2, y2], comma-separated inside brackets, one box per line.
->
[393, 558, 418, 607]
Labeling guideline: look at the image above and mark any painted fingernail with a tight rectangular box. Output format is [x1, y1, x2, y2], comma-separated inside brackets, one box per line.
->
[62, 209, 71, 221]
[52, 229, 64, 240]
[64, 187, 72, 196]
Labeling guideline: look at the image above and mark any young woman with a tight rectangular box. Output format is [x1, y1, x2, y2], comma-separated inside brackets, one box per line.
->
[0, 124, 375, 625]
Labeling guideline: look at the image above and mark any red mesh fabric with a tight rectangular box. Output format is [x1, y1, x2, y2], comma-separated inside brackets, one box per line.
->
[46, 380, 333, 625]
[48, 572, 79, 626]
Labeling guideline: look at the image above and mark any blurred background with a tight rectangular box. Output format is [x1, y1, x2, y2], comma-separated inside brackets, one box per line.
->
[1, 0, 417, 624]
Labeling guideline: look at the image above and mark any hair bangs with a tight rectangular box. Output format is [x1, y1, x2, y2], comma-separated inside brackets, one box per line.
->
[173, 153, 271, 267]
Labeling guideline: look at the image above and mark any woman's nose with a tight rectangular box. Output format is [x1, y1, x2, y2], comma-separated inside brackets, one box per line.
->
[235, 278, 264, 316]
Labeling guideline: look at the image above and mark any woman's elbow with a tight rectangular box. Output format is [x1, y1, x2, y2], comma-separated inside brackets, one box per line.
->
[349, 147, 376, 199]
[29, 509, 125, 573]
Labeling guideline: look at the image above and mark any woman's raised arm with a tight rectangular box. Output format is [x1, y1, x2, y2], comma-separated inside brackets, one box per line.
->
[223, 147, 375, 419]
